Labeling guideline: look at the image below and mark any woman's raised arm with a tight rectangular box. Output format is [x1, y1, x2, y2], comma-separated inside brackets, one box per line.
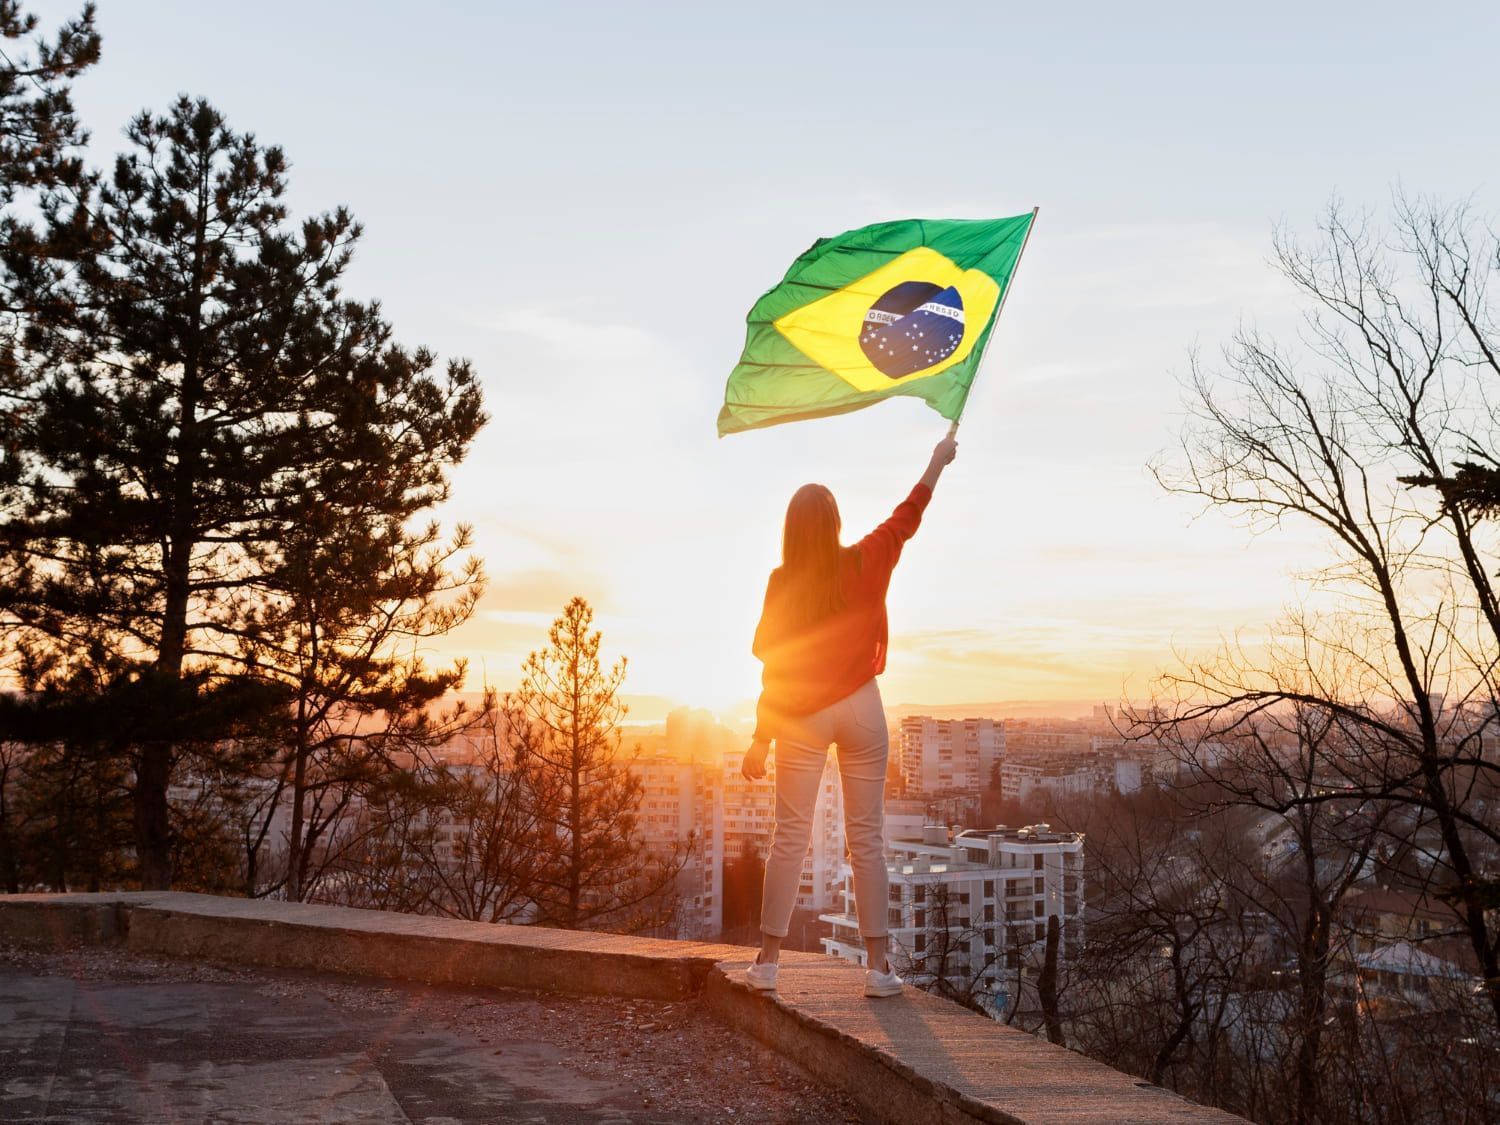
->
[919, 435, 958, 493]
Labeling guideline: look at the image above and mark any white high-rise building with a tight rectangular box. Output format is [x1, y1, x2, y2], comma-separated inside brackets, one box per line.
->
[881, 798, 928, 847]
[718, 746, 775, 868]
[628, 744, 848, 938]
[899, 717, 1004, 794]
[999, 760, 1095, 802]
[820, 823, 1085, 1013]
[794, 758, 845, 913]
[634, 753, 720, 938]
[719, 747, 845, 913]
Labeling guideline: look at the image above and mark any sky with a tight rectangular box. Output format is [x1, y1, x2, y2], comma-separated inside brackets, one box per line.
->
[33, 0, 1500, 722]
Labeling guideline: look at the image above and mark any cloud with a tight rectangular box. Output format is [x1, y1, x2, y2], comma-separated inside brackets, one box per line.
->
[480, 566, 608, 617]
[487, 307, 664, 366]
[1037, 221, 1296, 313]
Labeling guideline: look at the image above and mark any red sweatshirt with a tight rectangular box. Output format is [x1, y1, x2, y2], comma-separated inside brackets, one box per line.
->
[751, 484, 932, 741]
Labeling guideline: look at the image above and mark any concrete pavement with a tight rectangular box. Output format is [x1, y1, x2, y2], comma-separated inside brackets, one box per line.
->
[1, 964, 647, 1123]
[0, 892, 1243, 1124]
[0, 951, 858, 1123]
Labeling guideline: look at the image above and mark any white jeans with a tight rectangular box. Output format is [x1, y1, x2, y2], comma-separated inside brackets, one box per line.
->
[760, 678, 890, 939]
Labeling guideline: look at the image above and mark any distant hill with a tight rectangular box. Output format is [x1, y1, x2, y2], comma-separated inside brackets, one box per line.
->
[888, 700, 1109, 721]
[444, 691, 1123, 729]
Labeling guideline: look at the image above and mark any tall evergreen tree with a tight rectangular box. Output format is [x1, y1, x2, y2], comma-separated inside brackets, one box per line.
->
[0, 97, 484, 888]
[1, 1, 98, 477]
[1, 0, 99, 512]
[0, 681, 131, 893]
[0, 1, 97, 208]
[511, 597, 680, 930]
[247, 508, 486, 902]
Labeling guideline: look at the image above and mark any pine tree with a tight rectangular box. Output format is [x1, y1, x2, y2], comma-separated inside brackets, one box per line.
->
[511, 597, 679, 930]
[0, 97, 483, 888]
[1, 2, 99, 478]
[249, 513, 486, 902]
[0, 1, 97, 208]
[234, 262, 487, 901]
[0, 685, 131, 893]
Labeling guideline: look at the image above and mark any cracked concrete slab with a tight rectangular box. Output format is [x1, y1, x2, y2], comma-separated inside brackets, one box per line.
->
[1, 965, 676, 1123]
[0, 947, 861, 1124]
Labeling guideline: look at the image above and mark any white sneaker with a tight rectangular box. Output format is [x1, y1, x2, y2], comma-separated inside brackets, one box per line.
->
[864, 960, 903, 998]
[745, 955, 778, 991]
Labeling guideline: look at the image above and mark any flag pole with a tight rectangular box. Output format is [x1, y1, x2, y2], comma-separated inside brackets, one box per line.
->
[946, 205, 1040, 437]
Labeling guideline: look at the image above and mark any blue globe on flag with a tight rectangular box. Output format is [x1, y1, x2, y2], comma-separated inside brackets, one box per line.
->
[858, 281, 966, 379]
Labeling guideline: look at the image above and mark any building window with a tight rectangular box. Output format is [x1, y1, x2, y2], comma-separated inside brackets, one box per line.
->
[984, 879, 995, 898]
[1035, 877, 1044, 895]
[984, 904, 995, 922]
[915, 934, 926, 953]
[889, 884, 902, 902]
[1034, 902, 1044, 917]
[1033, 854, 1044, 871]
[888, 908, 902, 928]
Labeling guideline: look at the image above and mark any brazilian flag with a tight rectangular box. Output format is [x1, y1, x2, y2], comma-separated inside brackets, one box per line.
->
[718, 212, 1036, 436]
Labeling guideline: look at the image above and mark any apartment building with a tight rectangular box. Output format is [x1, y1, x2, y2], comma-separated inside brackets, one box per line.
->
[718, 747, 845, 914]
[999, 759, 1095, 802]
[628, 744, 847, 938]
[882, 798, 929, 847]
[634, 753, 721, 939]
[899, 717, 1004, 794]
[820, 823, 1085, 1013]
[718, 746, 775, 867]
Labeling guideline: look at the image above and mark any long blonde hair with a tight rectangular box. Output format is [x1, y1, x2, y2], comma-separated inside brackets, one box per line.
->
[777, 484, 848, 627]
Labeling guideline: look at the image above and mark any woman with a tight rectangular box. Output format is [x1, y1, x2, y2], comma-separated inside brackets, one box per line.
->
[741, 435, 958, 998]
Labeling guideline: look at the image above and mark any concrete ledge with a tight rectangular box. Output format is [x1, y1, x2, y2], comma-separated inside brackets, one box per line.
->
[0, 893, 1239, 1124]
[0, 892, 127, 948]
[706, 959, 1241, 1125]
[0, 891, 822, 1001]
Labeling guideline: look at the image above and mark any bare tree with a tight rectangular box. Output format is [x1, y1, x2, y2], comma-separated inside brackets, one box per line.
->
[1067, 793, 1258, 1103]
[1145, 695, 1392, 1123]
[315, 764, 445, 916]
[893, 879, 1006, 1018]
[411, 699, 551, 923]
[1153, 196, 1500, 1030]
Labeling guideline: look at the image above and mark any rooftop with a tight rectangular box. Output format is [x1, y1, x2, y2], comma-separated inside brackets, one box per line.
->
[1353, 941, 1478, 980]
[0, 892, 1240, 1124]
[0, 944, 857, 1122]
[956, 823, 1084, 844]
